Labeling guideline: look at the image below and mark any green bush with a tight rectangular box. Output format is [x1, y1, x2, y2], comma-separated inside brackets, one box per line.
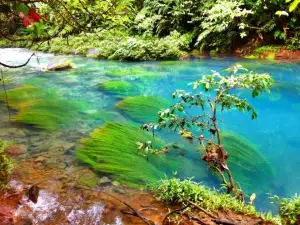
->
[278, 195, 300, 224]
[254, 46, 282, 54]
[0, 139, 13, 188]
[149, 178, 256, 214]
[0, 30, 189, 61]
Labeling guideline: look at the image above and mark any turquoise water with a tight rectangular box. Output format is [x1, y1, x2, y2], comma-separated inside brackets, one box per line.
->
[1, 48, 300, 212]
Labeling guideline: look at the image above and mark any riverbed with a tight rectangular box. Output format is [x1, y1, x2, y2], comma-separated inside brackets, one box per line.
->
[0, 48, 299, 223]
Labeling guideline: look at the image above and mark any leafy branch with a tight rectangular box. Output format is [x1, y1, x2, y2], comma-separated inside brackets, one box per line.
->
[140, 64, 274, 200]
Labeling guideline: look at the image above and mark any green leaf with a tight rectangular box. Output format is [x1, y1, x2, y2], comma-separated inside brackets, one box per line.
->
[15, 3, 29, 15]
[289, 0, 300, 11]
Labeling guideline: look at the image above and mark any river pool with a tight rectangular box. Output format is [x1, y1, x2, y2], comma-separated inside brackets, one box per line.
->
[0, 48, 300, 215]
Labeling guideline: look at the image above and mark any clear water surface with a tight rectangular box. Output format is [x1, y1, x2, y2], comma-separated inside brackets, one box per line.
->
[0, 48, 300, 212]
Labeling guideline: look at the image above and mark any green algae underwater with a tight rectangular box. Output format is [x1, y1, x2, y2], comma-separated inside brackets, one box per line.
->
[99, 80, 140, 98]
[0, 85, 85, 130]
[116, 96, 170, 122]
[1, 48, 300, 211]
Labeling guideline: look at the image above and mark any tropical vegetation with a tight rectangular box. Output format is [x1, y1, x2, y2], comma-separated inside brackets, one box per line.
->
[0, 0, 299, 60]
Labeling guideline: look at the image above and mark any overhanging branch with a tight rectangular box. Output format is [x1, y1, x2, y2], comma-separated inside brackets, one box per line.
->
[0, 53, 36, 68]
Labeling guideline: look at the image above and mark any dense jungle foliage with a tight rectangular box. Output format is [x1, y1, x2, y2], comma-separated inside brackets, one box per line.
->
[0, 0, 300, 60]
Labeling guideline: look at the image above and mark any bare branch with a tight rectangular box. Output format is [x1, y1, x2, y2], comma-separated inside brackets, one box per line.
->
[0, 53, 35, 68]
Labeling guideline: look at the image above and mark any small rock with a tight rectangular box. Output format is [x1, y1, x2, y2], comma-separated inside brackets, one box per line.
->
[14, 129, 28, 138]
[99, 176, 111, 185]
[62, 142, 75, 152]
[113, 188, 126, 195]
[78, 171, 100, 188]
[58, 162, 67, 169]
[46, 158, 57, 168]
[56, 174, 68, 180]
[4, 145, 27, 155]
[112, 181, 120, 186]
[63, 182, 77, 188]
[33, 162, 43, 169]
[34, 156, 47, 163]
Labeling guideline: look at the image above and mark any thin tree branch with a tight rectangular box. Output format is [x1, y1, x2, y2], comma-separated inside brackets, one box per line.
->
[162, 204, 191, 225]
[0, 53, 36, 68]
[187, 200, 217, 219]
[0, 69, 11, 120]
[100, 191, 155, 225]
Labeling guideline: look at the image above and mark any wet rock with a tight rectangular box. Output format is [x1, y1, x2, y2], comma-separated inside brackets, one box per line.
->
[5, 145, 27, 156]
[113, 188, 126, 195]
[62, 142, 75, 153]
[28, 185, 40, 203]
[33, 163, 43, 169]
[35, 139, 64, 153]
[63, 181, 77, 188]
[46, 158, 57, 168]
[56, 174, 68, 180]
[34, 156, 47, 163]
[99, 177, 111, 185]
[64, 156, 78, 167]
[8, 180, 24, 192]
[58, 162, 67, 169]
[15, 216, 32, 225]
[78, 171, 100, 188]
[15, 129, 28, 138]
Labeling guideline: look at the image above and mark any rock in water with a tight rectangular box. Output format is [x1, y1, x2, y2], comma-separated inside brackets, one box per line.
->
[28, 185, 40, 203]
[99, 177, 111, 185]
[4, 145, 27, 155]
[46, 61, 73, 71]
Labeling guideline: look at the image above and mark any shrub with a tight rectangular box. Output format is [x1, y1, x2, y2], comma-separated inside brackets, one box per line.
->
[0, 139, 13, 188]
[276, 195, 300, 225]
[149, 178, 256, 214]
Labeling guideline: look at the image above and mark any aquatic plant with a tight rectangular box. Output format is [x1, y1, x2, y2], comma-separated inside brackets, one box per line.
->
[104, 68, 158, 78]
[76, 122, 178, 187]
[222, 132, 274, 193]
[273, 82, 300, 97]
[117, 96, 170, 122]
[99, 81, 139, 97]
[0, 139, 13, 188]
[0, 86, 82, 130]
[141, 64, 274, 198]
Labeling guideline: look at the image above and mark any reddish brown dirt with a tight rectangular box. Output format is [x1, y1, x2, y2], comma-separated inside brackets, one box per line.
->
[0, 190, 23, 225]
[0, 148, 277, 225]
[0, 187, 276, 225]
[261, 49, 300, 60]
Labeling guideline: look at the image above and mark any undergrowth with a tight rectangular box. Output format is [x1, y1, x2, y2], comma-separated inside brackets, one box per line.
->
[274, 195, 300, 225]
[0, 139, 13, 189]
[0, 30, 190, 61]
[149, 178, 281, 224]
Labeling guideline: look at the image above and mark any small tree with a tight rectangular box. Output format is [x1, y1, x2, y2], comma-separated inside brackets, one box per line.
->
[140, 64, 274, 199]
